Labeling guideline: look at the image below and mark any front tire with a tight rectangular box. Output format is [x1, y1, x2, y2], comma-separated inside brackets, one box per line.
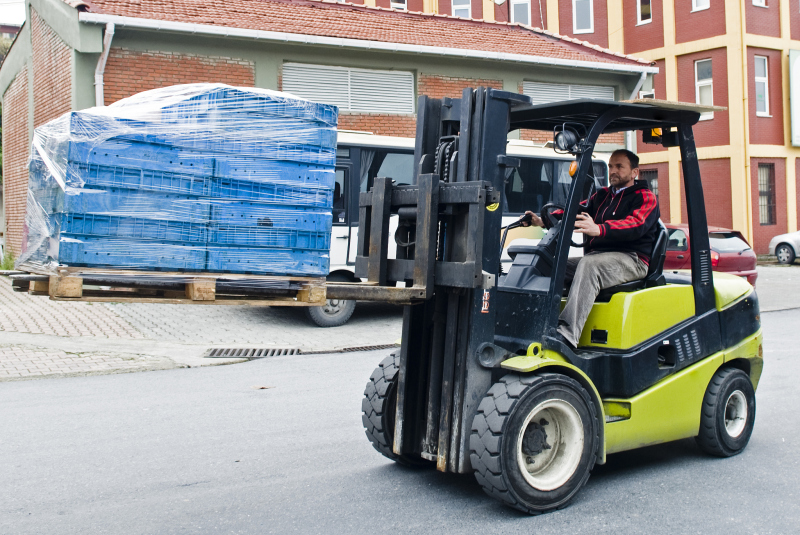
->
[304, 298, 356, 327]
[695, 367, 756, 457]
[470, 373, 599, 515]
[361, 353, 429, 467]
[776, 243, 796, 265]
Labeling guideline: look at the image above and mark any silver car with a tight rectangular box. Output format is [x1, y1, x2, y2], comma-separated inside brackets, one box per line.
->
[768, 231, 800, 264]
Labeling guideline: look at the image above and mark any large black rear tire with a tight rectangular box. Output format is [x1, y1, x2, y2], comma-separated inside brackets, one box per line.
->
[361, 353, 430, 467]
[470, 373, 599, 515]
[695, 367, 756, 457]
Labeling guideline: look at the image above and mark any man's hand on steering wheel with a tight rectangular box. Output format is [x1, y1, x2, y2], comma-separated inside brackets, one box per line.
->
[520, 210, 544, 228]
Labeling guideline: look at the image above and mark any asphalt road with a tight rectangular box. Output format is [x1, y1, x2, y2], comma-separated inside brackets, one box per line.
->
[2, 308, 799, 535]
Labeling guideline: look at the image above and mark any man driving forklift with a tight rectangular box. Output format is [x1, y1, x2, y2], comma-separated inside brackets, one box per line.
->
[522, 149, 660, 349]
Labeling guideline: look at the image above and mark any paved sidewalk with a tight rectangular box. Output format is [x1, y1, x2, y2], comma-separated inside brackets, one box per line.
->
[0, 276, 403, 381]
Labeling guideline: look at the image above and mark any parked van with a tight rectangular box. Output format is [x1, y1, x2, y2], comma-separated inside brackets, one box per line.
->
[304, 132, 609, 326]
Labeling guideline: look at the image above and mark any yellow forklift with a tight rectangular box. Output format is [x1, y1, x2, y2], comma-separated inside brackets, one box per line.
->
[328, 91, 763, 514]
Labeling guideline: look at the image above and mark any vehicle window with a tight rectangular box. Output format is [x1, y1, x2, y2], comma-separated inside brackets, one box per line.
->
[667, 228, 688, 251]
[709, 232, 751, 253]
[333, 168, 347, 224]
[503, 158, 607, 215]
[360, 150, 414, 192]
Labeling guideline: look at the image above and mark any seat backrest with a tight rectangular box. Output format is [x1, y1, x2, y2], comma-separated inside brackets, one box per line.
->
[645, 220, 668, 280]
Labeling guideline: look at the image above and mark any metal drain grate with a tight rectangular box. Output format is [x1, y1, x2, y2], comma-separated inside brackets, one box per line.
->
[204, 347, 300, 359]
[301, 343, 400, 355]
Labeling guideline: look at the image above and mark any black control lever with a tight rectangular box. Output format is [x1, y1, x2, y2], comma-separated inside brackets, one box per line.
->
[499, 213, 532, 263]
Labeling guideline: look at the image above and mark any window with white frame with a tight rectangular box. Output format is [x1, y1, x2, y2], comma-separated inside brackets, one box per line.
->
[695, 59, 713, 120]
[452, 0, 471, 18]
[390, 0, 407, 10]
[638, 0, 652, 24]
[573, 0, 593, 33]
[755, 55, 769, 116]
[692, 0, 710, 11]
[282, 63, 415, 114]
[752, 0, 766, 7]
[510, 0, 531, 25]
[522, 81, 614, 104]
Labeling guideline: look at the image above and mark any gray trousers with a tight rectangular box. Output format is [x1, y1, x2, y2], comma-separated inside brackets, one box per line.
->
[557, 251, 648, 348]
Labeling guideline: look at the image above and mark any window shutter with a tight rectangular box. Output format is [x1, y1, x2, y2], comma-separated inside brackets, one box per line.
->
[282, 63, 350, 108]
[522, 81, 615, 104]
[349, 69, 415, 113]
[283, 63, 415, 114]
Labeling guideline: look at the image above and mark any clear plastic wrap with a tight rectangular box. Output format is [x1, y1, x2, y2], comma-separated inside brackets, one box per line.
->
[18, 84, 338, 279]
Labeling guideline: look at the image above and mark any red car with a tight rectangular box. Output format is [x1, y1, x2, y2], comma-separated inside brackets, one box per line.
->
[664, 224, 758, 286]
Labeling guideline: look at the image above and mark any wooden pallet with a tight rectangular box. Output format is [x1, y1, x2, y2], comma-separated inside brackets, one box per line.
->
[27, 268, 327, 306]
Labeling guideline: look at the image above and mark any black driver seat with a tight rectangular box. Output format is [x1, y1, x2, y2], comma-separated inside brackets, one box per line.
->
[594, 220, 669, 302]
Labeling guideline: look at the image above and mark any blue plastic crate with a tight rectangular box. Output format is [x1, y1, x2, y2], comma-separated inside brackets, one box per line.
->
[38, 188, 213, 223]
[159, 87, 338, 126]
[57, 213, 209, 243]
[31, 160, 334, 208]
[213, 158, 335, 189]
[205, 245, 329, 277]
[56, 237, 208, 271]
[209, 224, 330, 250]
[68, 139, 215, 177]
[210, 201, 332, 230]
[209, 178, 332, 207]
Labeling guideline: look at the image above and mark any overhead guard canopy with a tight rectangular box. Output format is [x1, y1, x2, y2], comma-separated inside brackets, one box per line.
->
[508, 98, 726, 134]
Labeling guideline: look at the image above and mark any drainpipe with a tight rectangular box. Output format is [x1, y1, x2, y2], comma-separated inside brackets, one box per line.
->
[626, 71, 648, 150]
[94, 23, 115, 107]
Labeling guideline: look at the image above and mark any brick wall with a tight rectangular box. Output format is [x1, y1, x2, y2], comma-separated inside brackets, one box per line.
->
[750, 157, 787, 253]
[2, 67, 30, 258]
[639, 162, 669, 222]
[792, 0, 800, 40]
[31, 9, 71, 128]
[419, 73, 500, 98]
[623, 0, 664, 54]
[103, 48, 255, 105]
[745, 0, 780, 37]
[677, 48, 729, 147]
[678, 159, 733, 229]
[674, 0, 726, 44]
[558, 0, 609, 49]
[338, 114, 417, 136]
[748, 47, 783, 146]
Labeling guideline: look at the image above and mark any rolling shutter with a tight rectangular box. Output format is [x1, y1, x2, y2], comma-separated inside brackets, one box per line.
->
[522, 81, 615, 105]
[282, 63, 415, 114]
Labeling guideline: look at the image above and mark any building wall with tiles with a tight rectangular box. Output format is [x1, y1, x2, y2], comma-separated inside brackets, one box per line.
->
[676, 48, 729, 148]
[674, 0, 726, 44]
[748, 47, 784, 146]
[745, 0, 780, 38]
[557, 0, 609, 48]
[750, 157, 787, 253]
[622, 0, 664, 54]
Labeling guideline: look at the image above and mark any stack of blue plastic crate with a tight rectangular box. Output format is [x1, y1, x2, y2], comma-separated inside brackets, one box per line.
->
[21, 85, 337, 277]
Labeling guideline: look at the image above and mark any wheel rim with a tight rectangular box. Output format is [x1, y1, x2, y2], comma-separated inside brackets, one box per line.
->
[516, 399, 584, 491]
[321, 299, 346, 316]
[777, 246, 792, 263]
[724, 390, 748, 438]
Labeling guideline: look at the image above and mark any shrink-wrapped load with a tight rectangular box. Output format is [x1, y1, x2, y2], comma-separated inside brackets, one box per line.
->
[19, 84, 337, 277]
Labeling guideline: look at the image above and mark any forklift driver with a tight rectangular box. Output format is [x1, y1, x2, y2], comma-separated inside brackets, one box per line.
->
[521, 149, 660, 349]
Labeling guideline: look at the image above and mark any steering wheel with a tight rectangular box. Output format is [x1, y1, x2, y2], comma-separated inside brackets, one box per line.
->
[539, 202, 585, 249]
[540, 203, 565, 230]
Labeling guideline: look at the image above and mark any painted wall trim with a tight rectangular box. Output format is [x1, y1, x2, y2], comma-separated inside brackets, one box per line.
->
[77, 12, 658, 75]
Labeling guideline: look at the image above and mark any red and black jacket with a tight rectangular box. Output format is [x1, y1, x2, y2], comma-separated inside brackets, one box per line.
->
[554, 181, 660, 264]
